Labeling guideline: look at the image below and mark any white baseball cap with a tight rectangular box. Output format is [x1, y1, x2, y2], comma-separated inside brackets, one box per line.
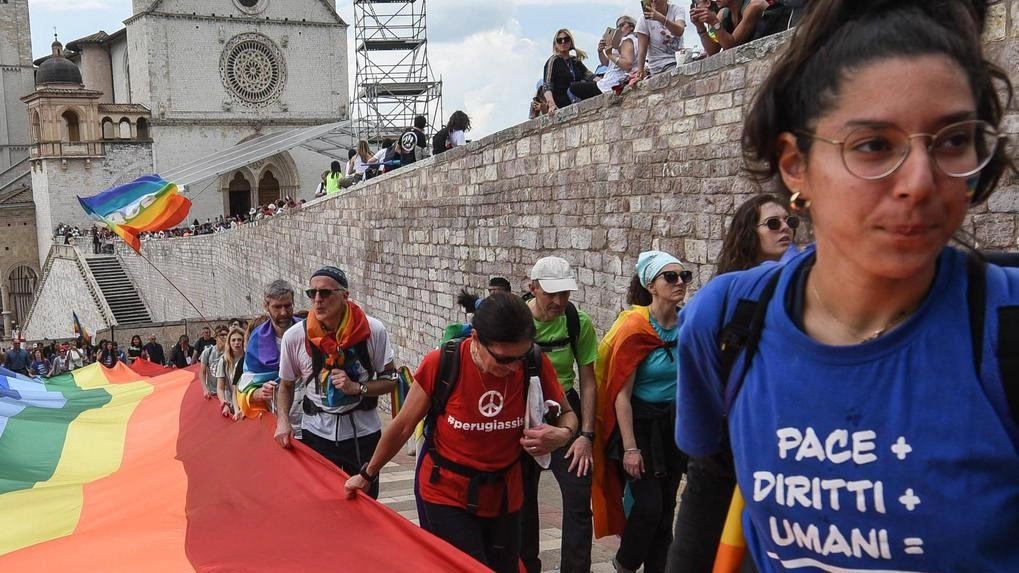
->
[529, 256, 578, 293]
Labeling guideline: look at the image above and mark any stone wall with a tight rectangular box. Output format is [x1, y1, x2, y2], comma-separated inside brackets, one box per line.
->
[106, 4, 1019, 370]
[22, 246, 112, 341]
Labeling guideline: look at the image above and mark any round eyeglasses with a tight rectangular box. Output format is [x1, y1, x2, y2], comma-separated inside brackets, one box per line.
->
[796, 119, 1005, 181]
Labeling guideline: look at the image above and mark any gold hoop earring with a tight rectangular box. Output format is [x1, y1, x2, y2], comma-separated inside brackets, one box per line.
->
[790, 192, 811, 211]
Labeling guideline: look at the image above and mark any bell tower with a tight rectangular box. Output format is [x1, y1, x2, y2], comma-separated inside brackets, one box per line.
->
[0, 0, 35, 172]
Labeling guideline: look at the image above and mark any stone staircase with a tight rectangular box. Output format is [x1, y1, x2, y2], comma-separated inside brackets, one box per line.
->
[85, 256, 152, 325]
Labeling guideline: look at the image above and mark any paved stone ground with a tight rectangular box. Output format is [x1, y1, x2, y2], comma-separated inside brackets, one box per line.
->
[374, 413, 680, 572]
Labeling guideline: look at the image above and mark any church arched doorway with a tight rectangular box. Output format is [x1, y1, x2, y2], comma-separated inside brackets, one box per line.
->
[8, 265, 37, 329]
[258, 170, 280, 207]
[227, 172, 252, 219]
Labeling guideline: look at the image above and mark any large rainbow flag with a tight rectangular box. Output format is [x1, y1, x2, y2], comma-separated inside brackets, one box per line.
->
[78, 174, 191, 253]
[0, 361, 488, 572]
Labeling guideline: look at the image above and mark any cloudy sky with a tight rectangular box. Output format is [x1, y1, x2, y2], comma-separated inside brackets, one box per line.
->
[28, 0, 697, 139]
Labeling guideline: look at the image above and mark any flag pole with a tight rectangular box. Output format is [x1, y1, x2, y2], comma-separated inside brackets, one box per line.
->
[132, 249, 213, 328]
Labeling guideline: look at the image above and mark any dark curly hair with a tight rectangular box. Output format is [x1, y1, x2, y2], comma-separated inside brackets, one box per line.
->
[716, 194, 784, 276]
[742, 0, 1014, 206]
[456, 289, 480, 315]
[626, 275, 652, 307]
[447, 110, 471, 132]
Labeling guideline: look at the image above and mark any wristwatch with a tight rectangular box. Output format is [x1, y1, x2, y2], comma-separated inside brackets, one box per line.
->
[577, 431, 596, 440]
[358, 382, 368, 395]
[359, 462, 378, 483]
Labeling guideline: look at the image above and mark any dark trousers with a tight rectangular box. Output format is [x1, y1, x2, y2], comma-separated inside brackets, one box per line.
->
[666, 454, 737, 573]
[616, 415, 687, 573]
[520, 389, 592, 573]
[422, 501, 521, 573]
[300, 428, 382, 499]
[569, 80, 603, 100]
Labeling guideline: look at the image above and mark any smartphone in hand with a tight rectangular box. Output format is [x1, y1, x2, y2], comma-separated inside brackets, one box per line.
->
[640, 0, 653, 13]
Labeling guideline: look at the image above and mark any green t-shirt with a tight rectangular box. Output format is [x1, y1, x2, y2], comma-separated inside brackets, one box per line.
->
[532, 305, 599, 392]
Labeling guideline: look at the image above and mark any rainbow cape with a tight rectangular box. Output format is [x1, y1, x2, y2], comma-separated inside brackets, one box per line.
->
[0, 361, 489, 572]
[77, 174, 191, 253]
[591, 305, 663, 538]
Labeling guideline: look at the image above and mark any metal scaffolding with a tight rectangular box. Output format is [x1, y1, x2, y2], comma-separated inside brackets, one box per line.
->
[353, 0, 442, 144]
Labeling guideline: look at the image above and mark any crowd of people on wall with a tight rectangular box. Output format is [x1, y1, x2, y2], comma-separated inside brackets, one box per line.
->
[17, 1, 1019, 572]
[533, 0, 805, 117]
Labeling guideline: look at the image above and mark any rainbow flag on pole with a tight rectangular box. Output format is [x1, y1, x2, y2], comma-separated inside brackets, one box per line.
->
[78, 174, 191, 253]
[0, 362, 488, 572]
[71, 311, 90, 343]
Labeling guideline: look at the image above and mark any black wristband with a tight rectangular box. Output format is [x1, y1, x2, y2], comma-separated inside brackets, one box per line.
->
[359, 462, 378, 483]
[577, 431, 595, 440]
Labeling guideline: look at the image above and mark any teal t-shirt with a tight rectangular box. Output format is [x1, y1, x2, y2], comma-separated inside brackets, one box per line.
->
[531, 304, 599, 392]
[633, 314, 677, 403]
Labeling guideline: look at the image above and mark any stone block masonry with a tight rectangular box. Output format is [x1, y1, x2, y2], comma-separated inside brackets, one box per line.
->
[117, 13, 1019, 370]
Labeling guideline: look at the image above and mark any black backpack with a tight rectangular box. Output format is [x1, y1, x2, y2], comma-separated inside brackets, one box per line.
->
[431, 126, 450, 156]
[751, 0, 808, 42]
[718, 252, 1019, 430]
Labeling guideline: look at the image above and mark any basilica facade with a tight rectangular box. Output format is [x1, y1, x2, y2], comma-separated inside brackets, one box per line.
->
[0, 0, 350, 334]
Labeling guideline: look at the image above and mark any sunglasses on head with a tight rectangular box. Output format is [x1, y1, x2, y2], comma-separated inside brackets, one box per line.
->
[657, 270, 693, 285]
[481, 341, 533, 365]
[305, 287, 345, 299]
[556, 36, 572, 44]
[759, 215, 800, 231]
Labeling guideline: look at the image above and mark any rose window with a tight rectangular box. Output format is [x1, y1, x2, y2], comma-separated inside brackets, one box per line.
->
[220, 34, 286, 105]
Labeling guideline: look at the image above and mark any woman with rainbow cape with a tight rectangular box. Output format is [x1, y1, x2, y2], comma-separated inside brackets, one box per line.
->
[592, 250, 692, 573]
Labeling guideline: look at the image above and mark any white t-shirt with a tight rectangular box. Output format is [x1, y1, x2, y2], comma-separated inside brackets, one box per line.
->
[279, 315, 394, 442]
[637, 3, 688, 75]
[597, 33, 640, 93]
[448, 130, 466, 148]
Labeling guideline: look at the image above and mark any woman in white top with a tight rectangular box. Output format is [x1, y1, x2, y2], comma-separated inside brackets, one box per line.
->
[446, 111, 471, 148]
[572, 15, 640, 100]
[635, 0, 687, 80]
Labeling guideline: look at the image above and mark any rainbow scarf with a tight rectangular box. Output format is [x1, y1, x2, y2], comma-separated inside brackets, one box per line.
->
[235, 318, 297, 418]
[591, 305, 664, 538]
[0, 361, 492, 571]
[78, 174, 191, 253]
[305, 301, 372, 408]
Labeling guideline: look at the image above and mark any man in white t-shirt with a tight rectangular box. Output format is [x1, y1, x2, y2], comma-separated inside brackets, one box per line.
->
[274, 266, 396, 499]
[636, 0, 688, 78]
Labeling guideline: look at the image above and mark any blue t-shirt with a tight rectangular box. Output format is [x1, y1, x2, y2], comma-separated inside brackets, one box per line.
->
[676, 246, 1019, 572]
[633, 315, 678, 404]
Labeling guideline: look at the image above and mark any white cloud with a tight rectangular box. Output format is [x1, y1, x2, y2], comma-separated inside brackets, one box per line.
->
[429, 23, 546, 138]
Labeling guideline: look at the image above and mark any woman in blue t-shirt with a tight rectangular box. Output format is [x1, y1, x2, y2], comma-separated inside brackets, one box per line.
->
[28, 349, 50, 378]
[676, 1, 1018, 571]
[594, 250, 692, 573]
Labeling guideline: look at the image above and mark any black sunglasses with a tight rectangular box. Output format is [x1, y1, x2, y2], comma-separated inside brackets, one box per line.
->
[759, 215, 800, 231]
[305, 288, 345, 299]
[657, 270, 693, 285]
[556, 36, 572, 44]
[481, 341, 533, 365]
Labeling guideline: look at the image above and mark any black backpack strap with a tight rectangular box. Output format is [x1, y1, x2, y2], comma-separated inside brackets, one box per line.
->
[565, 302, 581, 360]
[354, 339, 375, 379]
[429, 338, 465, 423]
[999, 306, 1019, 423]
[718, 268, 783, 410]
[303, 321, 324, 393]
[967, 253, 987, 380]
[968, 252, 1019, 424]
